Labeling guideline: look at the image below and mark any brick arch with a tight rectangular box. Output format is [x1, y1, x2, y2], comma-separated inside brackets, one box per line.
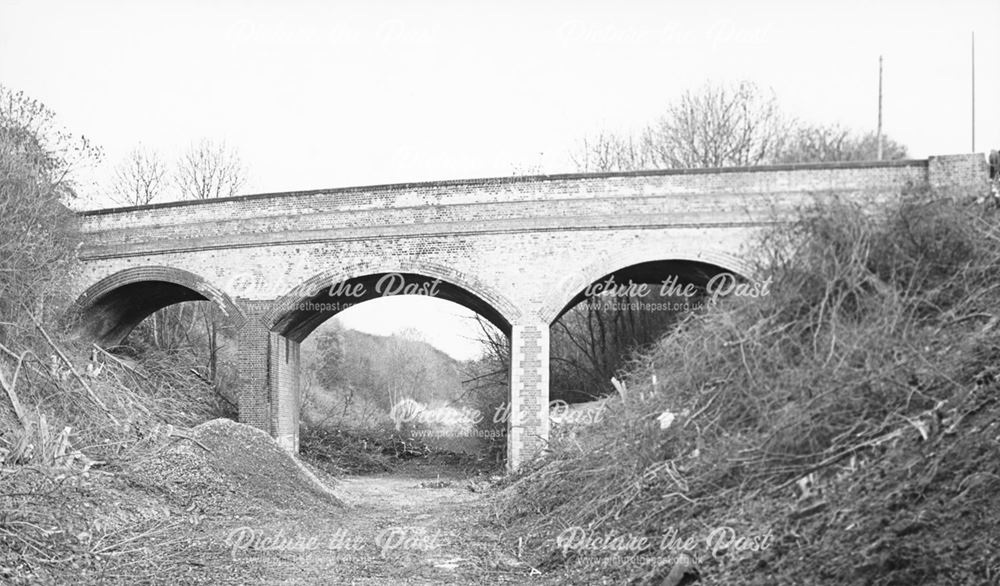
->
[540, 247, 756, 325]
[69, 266, 247, 346]
[263, 259, 523, 342]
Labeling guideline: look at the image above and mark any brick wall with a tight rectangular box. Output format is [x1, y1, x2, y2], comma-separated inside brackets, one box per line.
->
[508, 324, 549, 466]
[270, 333, 300, 452]
[68, 155, 990, 469]
[236, 301, 271, 433]
[928, 154, 991, 196]
[77, 160, 932, 251]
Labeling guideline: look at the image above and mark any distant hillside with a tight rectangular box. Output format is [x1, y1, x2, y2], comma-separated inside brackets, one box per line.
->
[301, 323, 468, 427]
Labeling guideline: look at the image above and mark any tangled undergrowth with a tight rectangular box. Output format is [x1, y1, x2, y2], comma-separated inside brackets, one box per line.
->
[1, 342, 233, 467]
[497, 187, 1000, 585]
[0, 341, 245, 583]
[299, 425, 396, 476]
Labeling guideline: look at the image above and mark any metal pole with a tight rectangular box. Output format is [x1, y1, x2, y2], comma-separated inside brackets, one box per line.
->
[877, 55, 883, 161]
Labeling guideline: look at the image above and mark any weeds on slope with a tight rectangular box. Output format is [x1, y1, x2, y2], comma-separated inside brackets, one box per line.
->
[497, 187, 1000, 581]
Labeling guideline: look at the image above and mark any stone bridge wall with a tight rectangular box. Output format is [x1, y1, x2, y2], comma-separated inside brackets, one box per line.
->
[68, 155, 990, 468]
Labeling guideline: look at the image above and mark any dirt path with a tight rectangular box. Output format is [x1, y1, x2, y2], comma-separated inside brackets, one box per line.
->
[211, 466, 532, 585]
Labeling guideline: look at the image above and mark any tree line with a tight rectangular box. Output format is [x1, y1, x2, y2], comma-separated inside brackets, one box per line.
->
[110, 140, 245, 206]
[572, 80, 907, 172]
[301, 323, 466, 429]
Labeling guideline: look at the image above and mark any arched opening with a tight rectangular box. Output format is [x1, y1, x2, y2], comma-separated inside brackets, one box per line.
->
[265, 270, 517, 472]
[270, 272, 511, 342]
[70, 267, 244, 347]
[546, 257, 750, 409]
[551, 259, 737, 325]
[67, 266, 247, 423]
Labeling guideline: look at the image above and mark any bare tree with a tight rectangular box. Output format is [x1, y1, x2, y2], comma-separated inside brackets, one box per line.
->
[572, 81, 789, 172]
[117, 140, 245, 390]
[0, 86, 79, 342]
[110, 147, 167, 206]
[572, 82, 910, 174]
[157, 139, 246, 380]
[571, 131, 650, 172]
[175, 139, 246, 200]
[0, 84, 102, 198]
[642, 81, 788, 169]
[777, 123, 908, 163]
[549, 290, 689, 403]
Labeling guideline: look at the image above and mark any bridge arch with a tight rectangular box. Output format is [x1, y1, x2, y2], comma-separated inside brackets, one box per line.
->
[541, 247, 756, 325]
[248, 260, 523, 457]
[69, 266, 246, 347]
[264, 260, 522, 340]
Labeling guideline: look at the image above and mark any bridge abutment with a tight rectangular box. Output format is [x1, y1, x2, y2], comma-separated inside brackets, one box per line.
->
[270, 333, 301, 453]
[235, 300, 300, 453]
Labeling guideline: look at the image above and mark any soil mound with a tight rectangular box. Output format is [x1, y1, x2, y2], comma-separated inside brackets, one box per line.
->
[2, 419, 342, 584]
[126, 418, 342, 514]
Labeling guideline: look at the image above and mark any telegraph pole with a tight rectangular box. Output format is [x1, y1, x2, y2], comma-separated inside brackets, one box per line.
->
[971, 31, 976, 152]
[877, 55, 884, 161]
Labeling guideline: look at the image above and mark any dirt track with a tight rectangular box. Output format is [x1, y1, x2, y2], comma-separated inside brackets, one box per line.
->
[210, 465, 531, 585]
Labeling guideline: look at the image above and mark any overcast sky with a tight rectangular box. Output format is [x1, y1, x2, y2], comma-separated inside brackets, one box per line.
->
[3, 0, 998, 359]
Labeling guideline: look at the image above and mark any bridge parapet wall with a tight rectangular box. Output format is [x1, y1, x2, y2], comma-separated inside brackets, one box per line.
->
[77, 159, 938, 244]
[928, 154, 991, 196]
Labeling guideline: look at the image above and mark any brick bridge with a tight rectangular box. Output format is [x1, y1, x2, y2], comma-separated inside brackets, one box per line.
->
[67, 154, 989, 469]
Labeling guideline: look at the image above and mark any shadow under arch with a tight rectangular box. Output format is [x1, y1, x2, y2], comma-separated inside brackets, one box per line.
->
[264, 262, 522, 342]
[68, 266, 247, 347]
[542, 249, 756, 325]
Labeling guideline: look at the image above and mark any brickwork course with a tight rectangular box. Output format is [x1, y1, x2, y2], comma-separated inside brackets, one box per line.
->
[67, 154, 992, 469]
